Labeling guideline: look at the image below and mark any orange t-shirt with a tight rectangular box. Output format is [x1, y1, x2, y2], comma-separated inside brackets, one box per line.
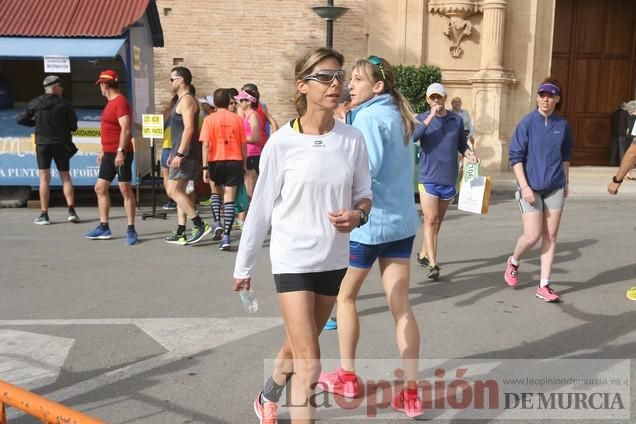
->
[199, 109, 246, 162]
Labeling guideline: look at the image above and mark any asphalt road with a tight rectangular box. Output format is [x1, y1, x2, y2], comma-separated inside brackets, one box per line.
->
[0, 192, 634, 423]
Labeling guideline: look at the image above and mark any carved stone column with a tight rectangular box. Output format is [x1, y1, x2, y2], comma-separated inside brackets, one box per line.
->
[470, 0, 517, 171]
[479, 0, 506, 71]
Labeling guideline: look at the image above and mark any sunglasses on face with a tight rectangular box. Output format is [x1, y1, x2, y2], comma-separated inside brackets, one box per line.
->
[303, 69, 345, 84]
[367, 55, 386, 80]
[169, 76, 182, 83]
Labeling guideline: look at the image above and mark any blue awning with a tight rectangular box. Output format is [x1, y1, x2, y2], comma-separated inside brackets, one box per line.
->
[0, 37, 126, 59]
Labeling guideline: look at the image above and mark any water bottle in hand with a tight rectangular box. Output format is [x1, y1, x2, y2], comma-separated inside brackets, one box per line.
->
[238, 289, 258, 313]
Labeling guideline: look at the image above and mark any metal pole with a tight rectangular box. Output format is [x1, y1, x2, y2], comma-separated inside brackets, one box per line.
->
[326, 0, 334, 48]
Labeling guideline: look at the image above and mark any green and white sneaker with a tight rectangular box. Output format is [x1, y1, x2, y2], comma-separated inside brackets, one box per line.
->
[165, 231, 187, 245]
[186, 222, 212, 245]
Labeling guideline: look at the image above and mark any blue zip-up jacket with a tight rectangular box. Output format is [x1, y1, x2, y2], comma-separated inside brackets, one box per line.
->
[509, 110, 573, 191]
[347, 94, 419, 244]
[412, 111, 469, 186]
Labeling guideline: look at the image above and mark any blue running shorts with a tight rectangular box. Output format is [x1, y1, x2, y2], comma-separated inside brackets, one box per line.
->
[349, 236, 415, 269]
[418, 183, 457, 201]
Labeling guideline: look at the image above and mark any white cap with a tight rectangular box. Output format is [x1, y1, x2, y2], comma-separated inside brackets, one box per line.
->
[426, 83, 446, 98]
[43, 75, 61, 87]
[198, 95, 215, 107]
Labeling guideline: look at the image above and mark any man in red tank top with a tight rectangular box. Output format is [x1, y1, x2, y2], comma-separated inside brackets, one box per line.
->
[84, 69, 138, 245]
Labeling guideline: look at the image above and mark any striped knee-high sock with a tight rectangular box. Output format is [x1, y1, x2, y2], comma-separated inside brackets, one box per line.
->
[223, 201, 235, 236]
[210, 193, 222, 223]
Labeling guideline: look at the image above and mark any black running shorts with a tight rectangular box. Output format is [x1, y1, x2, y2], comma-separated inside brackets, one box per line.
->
[98, 152, 134, 182]
[36, 144, 71, 171]
[274, 268, 347, 296]
[208, 160, 244, 187]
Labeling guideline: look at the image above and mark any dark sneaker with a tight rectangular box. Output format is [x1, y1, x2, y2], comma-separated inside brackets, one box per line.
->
[427, 264, 440, 280]
[416, 253, 430, 267]
[34, 213, 50, 225]
[212, 221, 223, 241]
[162, 201, 177, 211]
[165, 231, 187, 245]
[126, 229, 138, 246]
[67, 209, 80, 223]
[219, 234, 231, 251]
[186, 222, 211, 245]
[85, 226, 112, 240]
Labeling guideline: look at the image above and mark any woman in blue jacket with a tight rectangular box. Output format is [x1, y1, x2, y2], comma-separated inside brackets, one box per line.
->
[504, 77, 573, 303]
[318, 55, 424, 418]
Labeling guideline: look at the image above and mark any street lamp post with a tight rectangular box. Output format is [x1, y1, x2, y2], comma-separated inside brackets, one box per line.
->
[311, 0, 349, 49]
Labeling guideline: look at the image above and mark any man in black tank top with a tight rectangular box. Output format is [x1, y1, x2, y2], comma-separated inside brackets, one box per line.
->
[164, 67, 211, 245]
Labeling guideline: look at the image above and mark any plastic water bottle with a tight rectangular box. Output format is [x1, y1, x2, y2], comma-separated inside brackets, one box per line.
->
[186, 180, 195, 194]
[238, 289, 258, 313]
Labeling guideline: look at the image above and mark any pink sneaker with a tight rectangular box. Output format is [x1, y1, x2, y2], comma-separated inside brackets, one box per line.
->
[536, 285, 560, 302]
[504, 256, 519, 288]
[317, 369, 361, 398]
[391, 389, 424, 418]
[253, 393, 278, 424]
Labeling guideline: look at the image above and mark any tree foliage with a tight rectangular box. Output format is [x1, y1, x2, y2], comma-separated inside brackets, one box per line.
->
[395, 64, 442, 114]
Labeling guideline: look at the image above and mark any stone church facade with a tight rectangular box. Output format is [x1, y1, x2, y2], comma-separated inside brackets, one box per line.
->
[155, 0, 636, 170]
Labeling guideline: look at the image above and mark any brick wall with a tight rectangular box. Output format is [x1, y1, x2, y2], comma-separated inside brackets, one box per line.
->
[154, 0, 368, 123]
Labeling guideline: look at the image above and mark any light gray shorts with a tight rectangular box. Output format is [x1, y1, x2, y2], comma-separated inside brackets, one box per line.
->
[515, 187, 565, 214]
[168, 157, 201, 181]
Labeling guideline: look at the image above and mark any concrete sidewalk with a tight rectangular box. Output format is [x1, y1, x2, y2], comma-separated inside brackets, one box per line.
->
[487, 166, 636, 196]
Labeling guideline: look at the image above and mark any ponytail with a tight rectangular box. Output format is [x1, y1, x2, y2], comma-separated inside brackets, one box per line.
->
[390, 86, 417, 144]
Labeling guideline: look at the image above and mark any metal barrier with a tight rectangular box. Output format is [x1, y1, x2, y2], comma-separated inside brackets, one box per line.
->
[0, 380, 104, 424]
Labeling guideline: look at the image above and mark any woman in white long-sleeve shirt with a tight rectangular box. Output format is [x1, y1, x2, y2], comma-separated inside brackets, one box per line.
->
[232, 47, 372, 424]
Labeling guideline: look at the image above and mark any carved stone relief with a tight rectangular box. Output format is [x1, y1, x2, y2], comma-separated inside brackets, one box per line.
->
[428, 0, 482, 58]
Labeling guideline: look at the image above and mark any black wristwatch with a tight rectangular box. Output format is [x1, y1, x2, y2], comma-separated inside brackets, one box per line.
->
[613, 176, 623, 184]
[175, 152, 185, 158]
[356, 208, 369, 227]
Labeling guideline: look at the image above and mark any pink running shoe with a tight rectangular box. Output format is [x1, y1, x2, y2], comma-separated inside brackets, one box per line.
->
[317, 369, 361, 398]
[391, 389, 424, 418]
[535, 285, 561, 302]
[504, 256, 519, 288]
[253, 392, 278, 424]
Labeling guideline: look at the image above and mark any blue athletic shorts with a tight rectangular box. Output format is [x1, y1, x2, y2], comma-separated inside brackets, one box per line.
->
[349, 236, 415, 269]
[419, 183, 457, 201]
[161, 148, 171, 169]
